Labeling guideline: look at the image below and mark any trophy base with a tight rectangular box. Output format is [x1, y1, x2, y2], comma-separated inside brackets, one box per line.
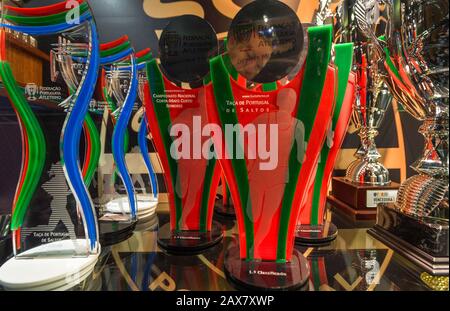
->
[105, 196, 158, 221]
[224, 240, 310, 291]
[214, 201, 236, 218]
[0, 239, 99, 291]
[99, 219, 137, 247]
[329, 177, 400, 221]
[294, 222, 338, 246]
[0, 234, 12, 265]
[368, 204, 449, 276]
[135, 213, 159, 232]
[157, 221, 223, 255]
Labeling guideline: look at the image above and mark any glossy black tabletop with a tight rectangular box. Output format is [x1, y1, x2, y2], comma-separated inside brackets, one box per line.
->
[74, 204, 449, 291]
[0, 204, 447, 291]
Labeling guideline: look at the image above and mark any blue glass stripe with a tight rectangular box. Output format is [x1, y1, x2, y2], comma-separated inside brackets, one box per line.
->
[100, 48, 133, 65]
[72, 49, 134, 65]
[61, 20, 100, 250]
[138, 115, 158, 198]
[112, 53, 138, 217]
[1, 12, 92, 35]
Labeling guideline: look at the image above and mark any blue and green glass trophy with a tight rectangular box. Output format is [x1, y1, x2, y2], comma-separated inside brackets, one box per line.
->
[92, 36, 140, 245]
[0, 0, 100, 290]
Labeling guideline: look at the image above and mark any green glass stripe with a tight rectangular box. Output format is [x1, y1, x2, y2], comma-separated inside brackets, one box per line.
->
[312, 259, 321, 290]
[199, 156, 216, 232]
[199, 73, 216, 231]
[333, 43, 354, 128]
[378, 35, 402, 81]
[84, 113, 100, 186]
[103, 87, 117, 113]
[276, 25, 333, 261]
[311, 158, 327, 225]
[210, 56, 254, 259]
[138, 53, 153, 63]
[0, 62, 46, 230]
[146, 60, 183, 230]
[100, 41, 131, 58]
[203, 73, 212, 85]
[74, 41, 131, 58]
[262, 82, 278, 92]
[310, 43, 353, 225]
[221, 38, 241, 81]
[384, 47, 402, 83]
[222, 54, 239, 81]
[5, 3, 89, 26]
[119, 53, 153, 65]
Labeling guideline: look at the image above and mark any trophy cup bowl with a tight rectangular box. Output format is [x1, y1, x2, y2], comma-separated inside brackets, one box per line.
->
[345, 84, 392, 185]
[368, 0, 449, 275]
[343, 0, 393, 186]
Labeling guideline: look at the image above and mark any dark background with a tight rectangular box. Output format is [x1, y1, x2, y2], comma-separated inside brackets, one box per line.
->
[0, 0, 422, 214]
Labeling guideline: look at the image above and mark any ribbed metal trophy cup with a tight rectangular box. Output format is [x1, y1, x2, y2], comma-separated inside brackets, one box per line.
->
[369, 0, 449, 275]
[329, 0, 400, 220]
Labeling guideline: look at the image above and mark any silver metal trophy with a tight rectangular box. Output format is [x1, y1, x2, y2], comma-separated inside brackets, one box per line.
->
[384, 0, 448, 219]
[328, 0, 399, 219]
[369, 0, 449, 275]
[342, 0, 393, 186]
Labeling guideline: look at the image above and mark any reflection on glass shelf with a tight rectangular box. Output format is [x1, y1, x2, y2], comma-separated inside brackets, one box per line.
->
[0, 206, 445, 291]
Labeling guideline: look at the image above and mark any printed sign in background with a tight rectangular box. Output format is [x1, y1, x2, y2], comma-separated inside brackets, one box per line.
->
[0, 0, 422, 214]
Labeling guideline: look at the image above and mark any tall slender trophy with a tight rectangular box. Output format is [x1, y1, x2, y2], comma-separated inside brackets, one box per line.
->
[328, 0, 400, 221]
[206, 0, 338, 290]
[295, 0, 356, 245]
[133, 48, 160, 225]
[67, 35, 141, 246]
[144, 15, 223, 254]
[0, 0, 100, 290]
[51, 34, 102, 197]
[96, 37, 140, 245]
[110, 46, 159, 225]
[369, 0, 449, 275]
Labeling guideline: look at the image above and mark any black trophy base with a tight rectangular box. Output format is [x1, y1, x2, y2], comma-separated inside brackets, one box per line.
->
[295, 222, 338, 246]
[157, 221, 223, 255]
[368, 204, 449, 276]
[99, 220, 137, 247]
[214, 201, 236, 218]
[224, 241, 310, 291]
[0, 235, 12, 265]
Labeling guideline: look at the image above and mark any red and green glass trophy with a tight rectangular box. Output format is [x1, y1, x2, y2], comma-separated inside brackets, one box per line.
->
[144, 15, 223, 254]
[206, 0, 337, 290]
[296, 43, 356, 245]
